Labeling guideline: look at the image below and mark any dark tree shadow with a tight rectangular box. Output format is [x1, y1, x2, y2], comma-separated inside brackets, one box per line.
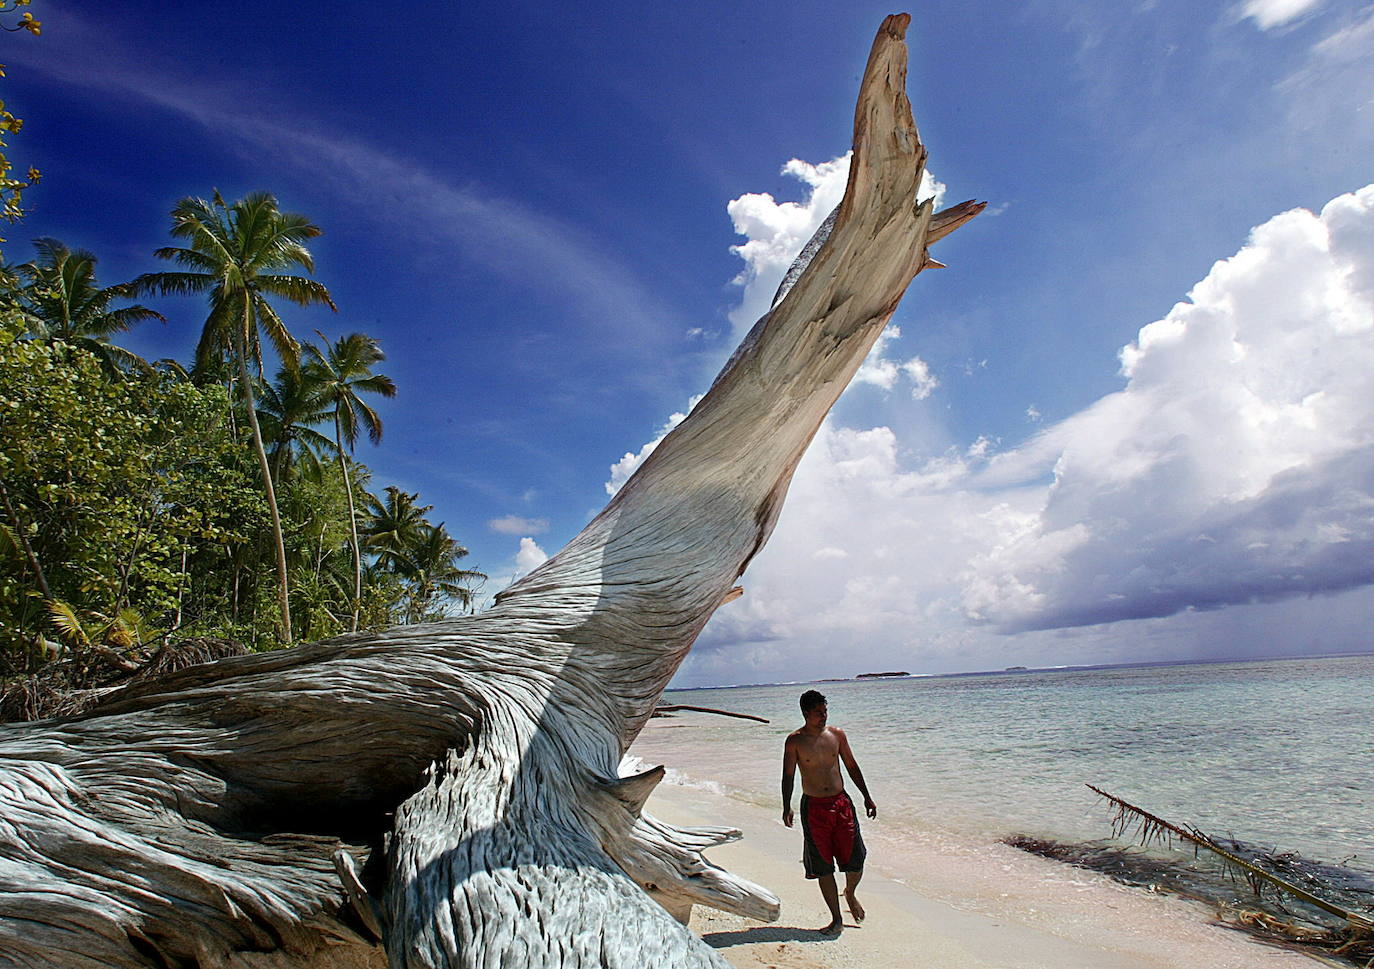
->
[702, 924, 852, 948]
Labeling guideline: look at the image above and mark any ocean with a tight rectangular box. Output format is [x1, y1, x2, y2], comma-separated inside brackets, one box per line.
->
[627, 653, 1374, 928]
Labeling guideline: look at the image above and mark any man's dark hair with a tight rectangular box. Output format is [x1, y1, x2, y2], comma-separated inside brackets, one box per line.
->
[799, 689, 827, 713]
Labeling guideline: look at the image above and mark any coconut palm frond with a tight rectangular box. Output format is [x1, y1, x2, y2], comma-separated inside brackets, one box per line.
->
[255, 273, 336, 311]
[18, 239, 160, 368]
[1088, 785, 1374, 930]
[128, 268, 215, 298]
[45, 600, 91, 649]
[251, 294, 302, 370]
[0, 518, 20, 561]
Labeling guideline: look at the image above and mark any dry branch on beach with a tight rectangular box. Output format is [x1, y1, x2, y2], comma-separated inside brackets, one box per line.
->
[0, 15, 981, 969]
[652, 705, 769, 723]
[1081, 786, 1374, 965]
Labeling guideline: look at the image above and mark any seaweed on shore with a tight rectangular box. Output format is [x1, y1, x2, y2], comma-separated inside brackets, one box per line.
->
[1004, 788, 1374, 966]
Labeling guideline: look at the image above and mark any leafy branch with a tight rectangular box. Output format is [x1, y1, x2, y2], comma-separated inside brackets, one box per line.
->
[1089, 783, 1372, 929]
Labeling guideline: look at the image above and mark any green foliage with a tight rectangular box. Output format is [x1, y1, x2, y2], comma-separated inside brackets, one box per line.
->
[364, 487, 486, 623]
[132, 189, 339, 645]
[0, 324, 268, 667]
[16, 237, 165, 372]
[0, 186, 488, 679]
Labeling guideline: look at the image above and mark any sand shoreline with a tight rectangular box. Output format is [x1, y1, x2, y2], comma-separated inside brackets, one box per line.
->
[644, 768, 1316, 968]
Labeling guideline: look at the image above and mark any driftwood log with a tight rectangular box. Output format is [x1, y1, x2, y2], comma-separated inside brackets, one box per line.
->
[652, 705, 769, 724]
[0, 15, 980, 969]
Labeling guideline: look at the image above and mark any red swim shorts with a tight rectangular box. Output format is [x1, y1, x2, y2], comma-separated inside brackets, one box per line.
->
[799, 791, 867, 878]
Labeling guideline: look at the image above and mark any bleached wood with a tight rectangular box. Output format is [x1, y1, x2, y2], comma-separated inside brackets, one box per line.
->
[0, 14, 979, 969]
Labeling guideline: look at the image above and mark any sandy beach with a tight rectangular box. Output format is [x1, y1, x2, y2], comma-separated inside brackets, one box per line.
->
[643, 756, 1317, 969]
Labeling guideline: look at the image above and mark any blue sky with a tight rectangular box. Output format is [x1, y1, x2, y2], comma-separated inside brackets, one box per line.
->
[8, 0, 1374, 685]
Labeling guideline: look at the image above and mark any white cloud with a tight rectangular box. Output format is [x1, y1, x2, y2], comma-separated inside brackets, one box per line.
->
[605, 396, 704, 496]
[678, 182, 1374, 684]
[965, 183, 1374, 631]
[488, 515, 550, 535]
[966, 436, 994, 459]
[726, 153, 945, 340]
[514, 537, 549, 576]
[901, 356, 939, 400]
[1237, 0, 1324, 30]
[852, 327, 938, 399]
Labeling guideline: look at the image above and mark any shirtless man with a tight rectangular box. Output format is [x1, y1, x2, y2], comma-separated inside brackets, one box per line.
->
[781, 689, 877, 934]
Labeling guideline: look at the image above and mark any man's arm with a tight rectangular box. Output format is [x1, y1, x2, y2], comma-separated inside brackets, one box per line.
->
[781, 735, 797, 827]
[837, 728, 877, 819]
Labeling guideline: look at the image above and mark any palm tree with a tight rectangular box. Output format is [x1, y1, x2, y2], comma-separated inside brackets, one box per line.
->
[258, 366, 335, 484]
[305, 332, 396, 631]
[403, 523, 485, 622]
[362, 486, 431, 575]
[131, 191, 336, 645]
[19, 238, 164, 372]
[361, 489, 484, 623]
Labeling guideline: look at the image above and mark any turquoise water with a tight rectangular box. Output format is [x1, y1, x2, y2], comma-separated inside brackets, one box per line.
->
[631, 654, 1374, 885]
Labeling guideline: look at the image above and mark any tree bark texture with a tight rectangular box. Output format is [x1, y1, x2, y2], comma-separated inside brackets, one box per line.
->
[0, 15, 980, 969]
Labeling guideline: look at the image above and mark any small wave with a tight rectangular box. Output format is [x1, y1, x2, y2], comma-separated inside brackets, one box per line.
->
[621, 754, 777, 808]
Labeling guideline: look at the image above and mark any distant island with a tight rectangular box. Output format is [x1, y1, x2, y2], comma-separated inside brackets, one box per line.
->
[1005, 665, 1029, 671]
[856, 671, 911, 679]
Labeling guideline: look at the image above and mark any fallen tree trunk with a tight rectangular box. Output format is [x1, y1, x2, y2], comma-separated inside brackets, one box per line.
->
[0, 15, 980, 969]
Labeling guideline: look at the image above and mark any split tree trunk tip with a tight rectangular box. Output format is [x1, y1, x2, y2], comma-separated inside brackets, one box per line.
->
[882, 12, 912, 37]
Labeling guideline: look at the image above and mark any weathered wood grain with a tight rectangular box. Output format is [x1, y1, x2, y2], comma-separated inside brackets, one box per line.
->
[0, 14, 979, 968]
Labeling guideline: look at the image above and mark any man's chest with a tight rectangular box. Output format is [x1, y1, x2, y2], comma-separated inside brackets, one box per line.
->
[796, 734, 840, 766]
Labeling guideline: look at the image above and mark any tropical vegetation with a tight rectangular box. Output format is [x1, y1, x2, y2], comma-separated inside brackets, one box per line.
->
[0, 200, 485, 682]
[131, 191, 338, 645]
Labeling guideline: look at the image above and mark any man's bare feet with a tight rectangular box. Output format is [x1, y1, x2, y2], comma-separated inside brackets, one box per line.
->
[817, 918, 843, 935]
[844, 889, 865, 923]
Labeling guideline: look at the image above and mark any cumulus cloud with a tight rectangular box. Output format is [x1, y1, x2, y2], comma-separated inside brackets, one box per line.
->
[853, 327, 939, 399]
[681, 182, 1374, 684]
[617, 145, 1374, 684]
[488, 514, 550, 535]
[1237, 0, 1325, 30]
[965, 184, 1374, 631]
[605, 396, 704, 495]
[514, 537, 549, 576]
[726, 154, 946, 339]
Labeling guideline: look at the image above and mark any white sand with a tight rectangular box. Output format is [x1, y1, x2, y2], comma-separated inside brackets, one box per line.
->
[648, 782, 1316, 969]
